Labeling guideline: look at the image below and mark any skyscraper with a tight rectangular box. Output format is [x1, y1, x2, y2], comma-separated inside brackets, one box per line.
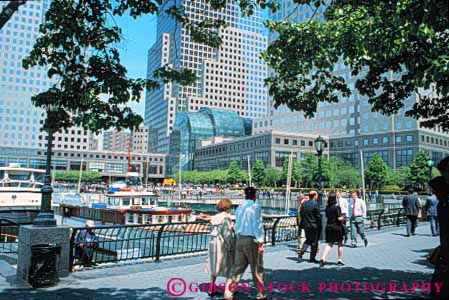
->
[0, 1, 99, 154]
[262, 1, 449, 167]
[0, 1, 51, 149]
[145, 0, 269, 153]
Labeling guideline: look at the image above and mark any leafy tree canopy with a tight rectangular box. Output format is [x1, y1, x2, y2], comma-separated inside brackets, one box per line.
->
[262, 0, 449, 130]
[252, 160, 266, 186]
[365, 155, 388, 190]
[409, 151, 433, 189]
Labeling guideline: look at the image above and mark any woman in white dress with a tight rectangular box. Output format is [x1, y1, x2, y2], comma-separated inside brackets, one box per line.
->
[205, 198, 235, 296]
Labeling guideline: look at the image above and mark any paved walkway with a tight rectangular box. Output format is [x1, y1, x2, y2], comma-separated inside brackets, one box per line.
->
[0, 223, 440, 300]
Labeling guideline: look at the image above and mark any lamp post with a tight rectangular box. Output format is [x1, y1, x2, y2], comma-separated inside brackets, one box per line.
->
[427, 159, 434, 191]
[314, 136, 327, 208]
[33, 111, 57, 226]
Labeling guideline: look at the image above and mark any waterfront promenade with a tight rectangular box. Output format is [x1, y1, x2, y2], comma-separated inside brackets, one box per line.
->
[0, 223, 439, 300]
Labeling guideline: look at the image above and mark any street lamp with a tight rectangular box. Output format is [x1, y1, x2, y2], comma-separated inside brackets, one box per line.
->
[314, 136, 327, 208]
[427, 159, 434, 191]
[33, 107, 57, 226]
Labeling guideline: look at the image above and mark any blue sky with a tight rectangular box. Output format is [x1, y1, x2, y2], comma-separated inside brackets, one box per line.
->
[115, 14, 158, 117]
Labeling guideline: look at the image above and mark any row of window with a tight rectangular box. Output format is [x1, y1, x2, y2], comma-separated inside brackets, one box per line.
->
[274, 138, 316, 148]
[421, 135, 448, 147]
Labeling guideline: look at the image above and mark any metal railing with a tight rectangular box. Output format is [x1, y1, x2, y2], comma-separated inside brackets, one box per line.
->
[0, 219, 19, 253]
[69, 216, 298, 269]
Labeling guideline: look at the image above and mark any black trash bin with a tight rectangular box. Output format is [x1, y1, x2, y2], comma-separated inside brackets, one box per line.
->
[28, 243, 61, 288]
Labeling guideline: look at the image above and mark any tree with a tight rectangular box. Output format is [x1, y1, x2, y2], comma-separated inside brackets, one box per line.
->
[262, 1, 449, 130]
[365, 155, 388, 190]
[265, 167, 281, 188]
[252, 160, 266, 187]
[386, 167, 410, 189]
[409, 151, 432, 190]
[0, 1, 26, 30]
[227, 161, 244, 185]
[53, 170, 102, 182]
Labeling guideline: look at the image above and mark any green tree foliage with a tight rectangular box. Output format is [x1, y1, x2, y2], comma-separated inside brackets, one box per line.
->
[252, 160, 266, 186]
[365, 155, 388, 190]
[262, 0, 449, 130]
[227, 161, 245, 184]
[409, 151, 433, 189]
[385, 167, 410, 189]
[53, 171, 102, 182]
[265, 167, 281, 188]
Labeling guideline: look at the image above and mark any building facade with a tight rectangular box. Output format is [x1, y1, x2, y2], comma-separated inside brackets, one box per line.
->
[103, 127, 150, 154]
[145, 0, 269, 153]
[194, 131, 329, 171]
[0, 146, 165, 182]
[264, 1, 449, 168]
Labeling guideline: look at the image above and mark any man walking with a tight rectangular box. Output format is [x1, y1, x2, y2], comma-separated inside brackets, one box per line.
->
[298, 191, 321, 263]
[425, 192, 439, 236]
[402, 188, 421, 237]
[348, 190, 368, 248]
[336, 190, 349, 244]
[296, 193, 309, 255]
[224, 187, 267, 300]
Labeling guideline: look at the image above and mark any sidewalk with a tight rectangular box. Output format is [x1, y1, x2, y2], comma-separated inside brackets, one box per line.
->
[0, 223, 439, 300]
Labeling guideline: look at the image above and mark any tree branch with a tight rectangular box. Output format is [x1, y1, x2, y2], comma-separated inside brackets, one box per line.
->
[0, 0, 27, 30]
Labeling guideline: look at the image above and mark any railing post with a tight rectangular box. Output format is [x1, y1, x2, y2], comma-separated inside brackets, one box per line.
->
[271, 217, 282, 246]
[68, 228, 77, 272]
[396, 208, 403, 226]
[377, 209, 385, 230]
[155, 224, 167, 261]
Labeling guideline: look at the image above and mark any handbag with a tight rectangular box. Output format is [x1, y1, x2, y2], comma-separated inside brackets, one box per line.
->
[427, 246, 440, 265]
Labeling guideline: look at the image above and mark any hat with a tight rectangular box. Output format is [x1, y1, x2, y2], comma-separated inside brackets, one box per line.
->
[85, 220, 95, 227]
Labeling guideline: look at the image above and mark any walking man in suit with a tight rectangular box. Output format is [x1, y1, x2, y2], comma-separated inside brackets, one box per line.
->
[402, 188, 422, 237]
[348, 190, 368, 248]
[298, 191, 321, 263]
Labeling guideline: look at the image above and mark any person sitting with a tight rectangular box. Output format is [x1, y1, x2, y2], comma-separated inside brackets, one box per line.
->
[74, 220, 98, 268]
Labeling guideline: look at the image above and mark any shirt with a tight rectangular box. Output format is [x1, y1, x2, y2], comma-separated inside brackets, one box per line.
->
[235, 199, 264, 243]
[337, 197, 349, 216]
[348, 197, 366, 218]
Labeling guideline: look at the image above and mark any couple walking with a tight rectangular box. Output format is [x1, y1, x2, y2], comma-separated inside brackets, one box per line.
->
[298, 190, 368, 266]
[206, 187, 267, 300]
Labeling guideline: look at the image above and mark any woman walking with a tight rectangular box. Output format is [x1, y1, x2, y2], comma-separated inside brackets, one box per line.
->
[205, 198, 236, 296]
[320, 191, 345, 266]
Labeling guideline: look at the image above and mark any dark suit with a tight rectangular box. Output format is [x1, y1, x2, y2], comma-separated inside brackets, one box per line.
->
[299, 200, 321, 261]
[402, 193, 421, 236]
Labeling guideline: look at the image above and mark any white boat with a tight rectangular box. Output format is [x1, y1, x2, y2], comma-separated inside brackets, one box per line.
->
[0, 164, 45, 223]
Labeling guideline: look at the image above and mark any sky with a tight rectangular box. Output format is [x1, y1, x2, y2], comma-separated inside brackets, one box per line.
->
[115, 14, 158, 118]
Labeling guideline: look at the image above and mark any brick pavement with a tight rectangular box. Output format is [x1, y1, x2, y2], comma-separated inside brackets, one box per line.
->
[0, 223, 440, 300]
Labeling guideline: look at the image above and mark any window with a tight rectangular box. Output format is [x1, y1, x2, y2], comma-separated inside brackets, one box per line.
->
[382, 136, 389, 144]
[373, 137, 379, 144]
[406, 135, 414, 142]
[293, 140, 298, 146]
[284, 139, 289, 145]
[363, 139, 369, 146]
[396, 136, 402, 143]
[275, 138, 280, 144]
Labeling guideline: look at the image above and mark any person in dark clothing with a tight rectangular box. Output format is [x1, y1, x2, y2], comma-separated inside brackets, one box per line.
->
[320, 191, 344, 267]
[425, 193, 439, 236]
[402, 188, 422, 236]
[298, 191, 321, 263]
[430, 156, 449, 299]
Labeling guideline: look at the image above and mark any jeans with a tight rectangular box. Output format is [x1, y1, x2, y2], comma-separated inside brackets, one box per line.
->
[350, 216, 366, 245]
[430, 215, 440, 236]
[406, 215, 418, 236]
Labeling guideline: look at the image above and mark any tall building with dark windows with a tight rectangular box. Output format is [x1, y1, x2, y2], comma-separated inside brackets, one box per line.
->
[260, 1, 449, 168]
[145, 0, 270, 154]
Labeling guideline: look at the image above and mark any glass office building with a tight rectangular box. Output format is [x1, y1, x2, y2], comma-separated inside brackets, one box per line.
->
[145, 0, 269, 154]
[168, 108, 251, 174]
[262, 0, 449, 168]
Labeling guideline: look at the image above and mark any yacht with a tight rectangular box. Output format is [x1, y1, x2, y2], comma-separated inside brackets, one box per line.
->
[0, 164, 45, 223]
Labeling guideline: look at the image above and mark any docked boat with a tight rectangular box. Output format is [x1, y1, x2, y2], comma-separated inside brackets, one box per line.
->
[0, 164, 45, 224]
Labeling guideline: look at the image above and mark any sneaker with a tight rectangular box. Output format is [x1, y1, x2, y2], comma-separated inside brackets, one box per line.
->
[350, 244, 357, 248]
[337, 260, 345, 266]
[364, 239, 368, 247]
[256, 293, 268, 300]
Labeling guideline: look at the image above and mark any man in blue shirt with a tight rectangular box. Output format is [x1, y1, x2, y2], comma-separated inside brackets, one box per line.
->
[224, 187, 267, 300]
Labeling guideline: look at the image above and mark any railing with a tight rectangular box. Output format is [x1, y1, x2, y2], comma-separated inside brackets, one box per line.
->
[69, 216, 298, 269]
[0, 219, 19, 253]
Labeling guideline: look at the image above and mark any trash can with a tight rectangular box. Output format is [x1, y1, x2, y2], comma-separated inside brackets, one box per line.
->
[28, 243, 61, 288]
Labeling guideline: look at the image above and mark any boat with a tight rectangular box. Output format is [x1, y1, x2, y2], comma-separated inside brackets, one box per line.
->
[0, 163, 45, 224]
